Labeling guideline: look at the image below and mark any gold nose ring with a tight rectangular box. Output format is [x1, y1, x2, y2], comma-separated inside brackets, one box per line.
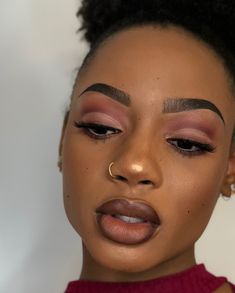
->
[109, 162, 116, 179]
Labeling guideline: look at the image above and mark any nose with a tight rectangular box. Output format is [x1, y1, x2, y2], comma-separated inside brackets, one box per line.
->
[108, 136, 162, 189]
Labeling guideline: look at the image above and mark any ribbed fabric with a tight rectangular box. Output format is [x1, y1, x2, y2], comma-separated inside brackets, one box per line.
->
[64, 264, 235, 293]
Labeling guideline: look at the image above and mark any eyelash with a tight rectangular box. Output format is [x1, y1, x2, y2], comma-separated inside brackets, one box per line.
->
[73, 121, 215, 158]
[74, 121, 121, 140]
[166, 137, 215, 158]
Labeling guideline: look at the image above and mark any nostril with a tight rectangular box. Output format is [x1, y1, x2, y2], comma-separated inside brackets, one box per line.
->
[140, 180, 153, 185]
[116, 175, 127, 182]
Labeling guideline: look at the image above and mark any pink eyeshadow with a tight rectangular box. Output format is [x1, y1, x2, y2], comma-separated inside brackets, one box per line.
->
[164, 115, 220, 141]
[76, 94, 129, 128]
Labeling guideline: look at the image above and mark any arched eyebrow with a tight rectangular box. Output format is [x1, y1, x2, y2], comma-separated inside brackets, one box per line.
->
[163, 98, 225, 125]
[79, 83, 131, 107]
[79, 83, 225, 125]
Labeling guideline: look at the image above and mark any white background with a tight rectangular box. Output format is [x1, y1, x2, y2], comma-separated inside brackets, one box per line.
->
[0, 1, 234, 292]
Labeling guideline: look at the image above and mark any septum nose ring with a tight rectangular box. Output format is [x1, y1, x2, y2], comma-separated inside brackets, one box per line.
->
[109, 162, 116, 179]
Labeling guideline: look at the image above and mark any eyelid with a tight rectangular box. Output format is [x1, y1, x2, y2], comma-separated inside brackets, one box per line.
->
[164, 115, 219, 139]
[81, 112, 124, 130]
[77, 96, 130, 129]
[164, 129, 213, 145]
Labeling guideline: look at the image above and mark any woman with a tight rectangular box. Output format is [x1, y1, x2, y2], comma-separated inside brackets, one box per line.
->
[58, 1, 235, 292]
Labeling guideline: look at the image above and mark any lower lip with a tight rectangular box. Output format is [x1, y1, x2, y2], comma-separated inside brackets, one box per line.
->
[96, 214, 159, 245]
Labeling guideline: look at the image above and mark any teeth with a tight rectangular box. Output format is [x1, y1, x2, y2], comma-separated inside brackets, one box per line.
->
[114, 214, 145, 223]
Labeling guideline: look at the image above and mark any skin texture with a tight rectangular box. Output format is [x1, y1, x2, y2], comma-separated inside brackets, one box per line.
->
[59, 25, 235, 286]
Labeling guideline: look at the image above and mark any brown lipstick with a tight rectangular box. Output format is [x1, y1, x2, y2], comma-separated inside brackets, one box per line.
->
[95, 199, 161, 245]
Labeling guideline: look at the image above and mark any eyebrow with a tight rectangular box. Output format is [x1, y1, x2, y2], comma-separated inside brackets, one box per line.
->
[79, 83, 131, 107]
[79, 83, 225, 125]
[163, 98, 225, 124]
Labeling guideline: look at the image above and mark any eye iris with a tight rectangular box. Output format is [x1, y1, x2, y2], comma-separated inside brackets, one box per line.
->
[178, 140, 193, 150]
[92, 126, 108, 135]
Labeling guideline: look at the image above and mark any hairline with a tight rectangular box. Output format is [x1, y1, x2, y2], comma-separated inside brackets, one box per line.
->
[78, 22, 235, 94]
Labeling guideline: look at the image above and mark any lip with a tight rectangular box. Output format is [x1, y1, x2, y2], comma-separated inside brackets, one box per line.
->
[95, 199, 161, 245]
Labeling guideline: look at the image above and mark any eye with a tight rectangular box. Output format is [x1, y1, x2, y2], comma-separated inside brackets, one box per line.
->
[73, 121, 122, 140]
[166, 138, 215, 158]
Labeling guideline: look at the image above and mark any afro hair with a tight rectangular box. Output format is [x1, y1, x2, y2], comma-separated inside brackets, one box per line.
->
[77, 0, 235, 82]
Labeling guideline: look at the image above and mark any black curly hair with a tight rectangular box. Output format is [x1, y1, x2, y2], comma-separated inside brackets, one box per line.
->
[77, 0, 235, 90]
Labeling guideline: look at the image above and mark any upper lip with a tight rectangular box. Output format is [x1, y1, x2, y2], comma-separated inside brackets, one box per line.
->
[96, 198, 161, 225]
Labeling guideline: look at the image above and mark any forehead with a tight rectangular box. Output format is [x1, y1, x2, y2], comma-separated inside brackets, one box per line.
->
[77, 25, 234, 123]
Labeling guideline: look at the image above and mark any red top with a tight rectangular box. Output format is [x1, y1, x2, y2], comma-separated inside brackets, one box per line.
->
[64, 264, 235, 293]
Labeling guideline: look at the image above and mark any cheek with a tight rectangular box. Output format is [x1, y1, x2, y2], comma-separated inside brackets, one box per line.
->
[61, 131, 110, 235]
[164, 159, 225, 239]
[62, 129, 105, 191]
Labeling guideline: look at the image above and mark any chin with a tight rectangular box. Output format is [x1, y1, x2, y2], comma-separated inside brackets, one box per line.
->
[83, 237, 172, 275]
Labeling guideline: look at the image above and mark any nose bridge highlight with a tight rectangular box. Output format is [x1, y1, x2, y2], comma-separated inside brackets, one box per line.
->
[111, 132, 162, 187]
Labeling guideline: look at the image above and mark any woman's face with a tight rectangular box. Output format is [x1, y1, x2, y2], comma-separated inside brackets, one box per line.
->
[60, 26, 235, 277]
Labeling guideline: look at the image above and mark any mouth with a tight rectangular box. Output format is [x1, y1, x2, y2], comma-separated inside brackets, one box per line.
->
[95, 198, 161, 245]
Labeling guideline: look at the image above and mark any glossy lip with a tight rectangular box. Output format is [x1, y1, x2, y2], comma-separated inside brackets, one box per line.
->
[96, 198, 161, 224]
[95, 198, 161, 245]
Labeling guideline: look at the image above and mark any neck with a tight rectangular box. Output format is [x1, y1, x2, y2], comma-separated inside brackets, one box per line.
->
[79, 243, 196, 282]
